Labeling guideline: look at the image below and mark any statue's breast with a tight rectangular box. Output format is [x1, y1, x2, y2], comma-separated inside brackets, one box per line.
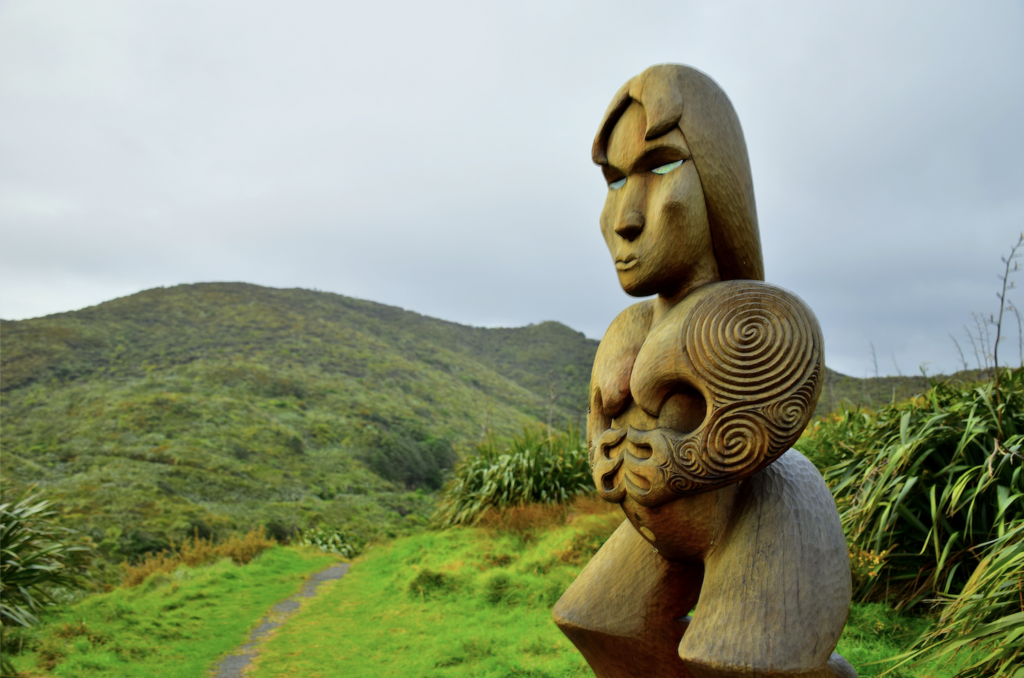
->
[590, 281, 824, 506]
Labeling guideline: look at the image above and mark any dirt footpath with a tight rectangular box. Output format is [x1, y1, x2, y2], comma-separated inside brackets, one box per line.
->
[211, 563, 349, 678]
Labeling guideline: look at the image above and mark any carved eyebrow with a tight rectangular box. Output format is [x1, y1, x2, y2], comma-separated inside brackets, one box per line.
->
[633, 145, 688, 172]
[603, 128, 691, 175]
[602, 163, 626, 184]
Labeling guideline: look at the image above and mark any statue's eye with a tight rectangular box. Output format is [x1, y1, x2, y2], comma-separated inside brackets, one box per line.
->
[652, 160, 683, 175]
[609, 178, 626, 190]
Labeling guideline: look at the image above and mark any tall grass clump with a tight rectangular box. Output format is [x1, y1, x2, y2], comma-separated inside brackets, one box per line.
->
[800, 368, 1023, 676]
[120, 527, 276, 587]
[433, 426, 593, 528]
[802, 369, 1023, 606]
[1, 486, 92, 675]
[895, 521, 1024, 677]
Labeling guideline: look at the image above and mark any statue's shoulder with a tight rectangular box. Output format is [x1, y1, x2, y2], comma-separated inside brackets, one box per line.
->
[600, 300, 655, 348]
[590, 301, 654, 418]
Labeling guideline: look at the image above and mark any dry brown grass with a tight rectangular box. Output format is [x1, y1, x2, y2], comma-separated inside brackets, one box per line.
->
[555, 511, 623, 565]
[477, 503, 569, 533]
[565, 494, 620, 519]
[121, 527, 276, 588]
[476, 495, 619, 535]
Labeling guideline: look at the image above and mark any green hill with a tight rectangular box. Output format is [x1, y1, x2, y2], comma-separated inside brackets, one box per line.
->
[1, 282, 597, 420]
[1, 282, 955, 570]
[0, 283, 597, 567]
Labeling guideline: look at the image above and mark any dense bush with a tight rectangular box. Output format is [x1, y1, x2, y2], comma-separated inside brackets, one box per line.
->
[353, 417, 458, 490]
[801, 369, 1023, 677]
[433, 426, 593, 528]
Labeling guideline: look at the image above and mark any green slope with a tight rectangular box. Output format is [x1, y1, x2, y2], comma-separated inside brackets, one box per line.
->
[1, 282, 596, 421]
[1, 282, 955, 570]
[0, 283, 597, 569]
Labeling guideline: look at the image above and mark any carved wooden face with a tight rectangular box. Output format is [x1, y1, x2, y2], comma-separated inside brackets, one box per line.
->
[600, 102, 720, 298]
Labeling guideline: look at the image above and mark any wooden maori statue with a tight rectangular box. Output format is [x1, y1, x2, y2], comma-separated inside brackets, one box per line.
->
[552, 64, 857, 678]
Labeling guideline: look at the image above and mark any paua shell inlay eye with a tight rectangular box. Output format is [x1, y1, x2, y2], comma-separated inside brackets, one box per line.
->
[652, 160, 683, 175]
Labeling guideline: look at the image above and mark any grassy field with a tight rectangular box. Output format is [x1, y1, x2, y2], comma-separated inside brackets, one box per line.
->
[5, 546, 335, 677]
[248, 507, 959, 678]
[5, 505, 978, 678]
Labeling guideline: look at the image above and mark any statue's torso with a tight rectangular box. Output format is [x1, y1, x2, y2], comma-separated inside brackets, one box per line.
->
[588, 297, 729, 562]
[586, 281, 826, 561]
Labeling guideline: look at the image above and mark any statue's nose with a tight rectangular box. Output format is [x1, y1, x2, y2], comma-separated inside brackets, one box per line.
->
[615, 211, 644, 241]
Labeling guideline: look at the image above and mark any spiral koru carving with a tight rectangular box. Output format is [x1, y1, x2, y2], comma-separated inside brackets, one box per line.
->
[685, 283, 819, 404]
[761, 365, 821, 449]
[657, 282, 824, 493]
[668, 436, 706, 494]
[703, 409, 770, 475]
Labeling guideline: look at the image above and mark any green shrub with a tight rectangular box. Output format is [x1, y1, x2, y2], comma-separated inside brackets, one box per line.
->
[802, 369, 1023, 607]
[801, 368, 1023, 676]
[1, 486, 92, 675]
[432, 426, 593, 528]
[408, 567, 457, 599]
[298, 526, 360, 558]
[483, 571, 515, 604]
[354, 417, 458, 490]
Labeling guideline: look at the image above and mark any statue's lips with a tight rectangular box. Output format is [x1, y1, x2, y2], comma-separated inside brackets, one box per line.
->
[615, 256, 638, 271]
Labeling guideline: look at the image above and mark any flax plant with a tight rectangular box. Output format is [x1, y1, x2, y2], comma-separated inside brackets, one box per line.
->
[801, 369, 1023, 677]
[892, 520, 1024, 677]
[1, 487, 91, 675]
[433, 426, 593, 528]
[803, 370, 1023, 609]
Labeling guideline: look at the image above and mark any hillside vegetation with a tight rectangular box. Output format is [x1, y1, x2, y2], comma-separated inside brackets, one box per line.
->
[1, 283, 598, 421]
[0, 282, 949, 570]
[0, 284, 597, 568]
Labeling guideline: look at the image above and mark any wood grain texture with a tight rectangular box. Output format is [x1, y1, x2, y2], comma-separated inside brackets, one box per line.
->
[593, 64, 763, 283]
[679, 451, 850, 675]
[555, 452, 853, 677]
[555, 63, 855, 678]
[590, 280, 824, 501]
[553, 520, 702, 678]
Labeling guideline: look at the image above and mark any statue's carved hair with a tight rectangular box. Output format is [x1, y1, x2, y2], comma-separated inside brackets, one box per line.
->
[593, 64, 764, 282]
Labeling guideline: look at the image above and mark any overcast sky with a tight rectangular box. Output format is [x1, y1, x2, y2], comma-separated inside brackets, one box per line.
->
[2, 0, 1022, 377]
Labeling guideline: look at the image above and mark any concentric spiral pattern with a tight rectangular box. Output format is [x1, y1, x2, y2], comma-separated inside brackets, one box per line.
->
[685, 283, 818, 403]
[670, 437, 705, 493]
[704, 410, 769, 474]
[655, 281, 824, 495]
